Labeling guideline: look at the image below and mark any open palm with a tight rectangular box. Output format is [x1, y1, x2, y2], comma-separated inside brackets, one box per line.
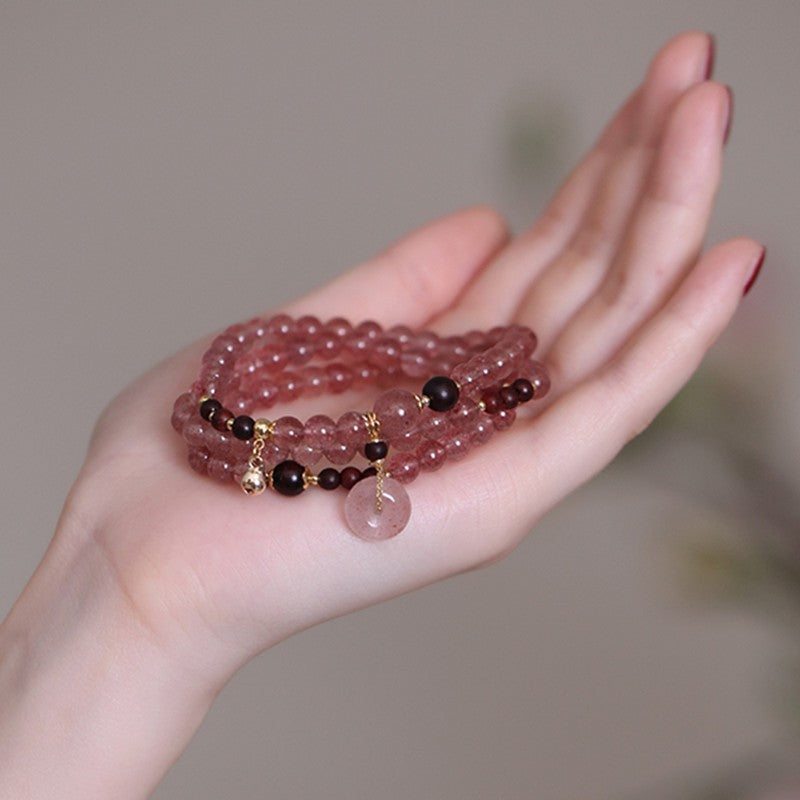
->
[60, 32, 761, 680]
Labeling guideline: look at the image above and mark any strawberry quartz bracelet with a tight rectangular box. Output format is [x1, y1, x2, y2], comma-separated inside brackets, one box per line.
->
[170, 314, 550, 540]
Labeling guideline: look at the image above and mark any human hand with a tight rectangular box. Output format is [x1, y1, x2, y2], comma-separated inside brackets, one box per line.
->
[0, 31, 764, 799]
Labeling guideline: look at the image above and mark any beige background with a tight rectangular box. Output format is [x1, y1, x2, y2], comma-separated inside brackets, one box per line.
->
[2, 2, 799, 798]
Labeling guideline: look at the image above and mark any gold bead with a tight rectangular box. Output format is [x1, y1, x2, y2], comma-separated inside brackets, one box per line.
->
[240, 468, 267, 496]
[254, 418, 273, 438]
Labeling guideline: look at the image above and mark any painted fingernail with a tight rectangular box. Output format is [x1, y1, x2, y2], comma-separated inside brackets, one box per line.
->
[743, 247, 766, 296]
[723, 85, 734, 145]
[703, 33, 716, 80]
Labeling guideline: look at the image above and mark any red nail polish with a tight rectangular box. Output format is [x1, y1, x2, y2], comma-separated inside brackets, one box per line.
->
[723, 85, 734, 145]
[704, 34, 716, 80]
[743, 247, 766, 296]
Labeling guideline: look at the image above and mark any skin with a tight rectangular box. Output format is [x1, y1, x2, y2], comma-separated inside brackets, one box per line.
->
[0, 31, 764, 799]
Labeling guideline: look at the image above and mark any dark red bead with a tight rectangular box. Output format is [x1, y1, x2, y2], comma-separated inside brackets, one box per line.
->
[211, 407, 234, 431]
[499, 386, 520, 410]
[512, 378, 534, 403]
[317, 467, 341, 490]
[231, 415, 255, 440]
[364, 440, 389, 462]
[199, 398, 222, 421]
[340, 466, 362, 490]
[481, 390, 502, 414]
[271, 460, 307, 496]
[422, 375, 460, 412]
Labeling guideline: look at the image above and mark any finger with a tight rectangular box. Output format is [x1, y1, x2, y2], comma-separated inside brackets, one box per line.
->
[283, 205, 509, 327]
[545, 81, 731, 390]
[513, 238, 764, 535]
[438, 30, 713, 333]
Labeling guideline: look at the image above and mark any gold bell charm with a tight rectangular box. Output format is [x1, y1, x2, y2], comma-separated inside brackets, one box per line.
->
[240, 467, 267, 495]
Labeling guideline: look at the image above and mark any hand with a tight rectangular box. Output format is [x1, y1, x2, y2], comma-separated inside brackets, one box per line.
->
[0, 31, 764, 798]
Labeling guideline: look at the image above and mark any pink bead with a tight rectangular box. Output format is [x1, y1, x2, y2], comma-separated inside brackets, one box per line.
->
[243, 377, 278, 408]
[444, 432, 472, 461]
[324, 317, 352, 340]
[416, 439, 447, 471]
[336, 411, 367, 449]
[266, 314, 294, 336]
[272, 416, 304, 453]
[352, 364, 379, 385]
[207, 457, 235, 482]
[450, 399, 481, 430]
[183, 420, 208, 448]
[170, 392, 195, 432]
[469, 417, 495, 446]
[344, 476, 411, 540]
[296, 315, 322, 337]
[526, 360, 551, 398]
[370, 336, 402, 369]
[385, 452, 420, 484]
[400, 348, 430, 378]
[297, 414, 336, 465]
[346, 319, 382, 357]
[324, 437, 356, 465]
[387, 324, 413, 344]
[492, 409, 516, 430]
[373, 389, 421, 439]
[187, 448, 209, 475]
[298, 366, 329, 398]
[325, 363, 354, 394]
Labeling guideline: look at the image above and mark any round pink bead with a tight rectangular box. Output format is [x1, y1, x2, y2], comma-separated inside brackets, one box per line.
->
[187, 448, 209, 475]
[325, 363, 354, 394]
[336, 411, 367, 449]
[183, 420, 208, 448]
[297, 414, 336, 465]
[469, 417, 495, 446]
[444, 432, 472, 461]
[272, 416, 304, 454]
[492, 409, 516, 431]
[344, 476, 411, 540]
[386, 452, 420, 484]
[373, 389, 421, 439]
[207, 457, 235, 482]
[526, 360, 551, 398]
[416, 439, 447, 471]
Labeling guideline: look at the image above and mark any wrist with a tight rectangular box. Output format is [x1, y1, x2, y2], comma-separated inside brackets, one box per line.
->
[0, 513, 226, 799]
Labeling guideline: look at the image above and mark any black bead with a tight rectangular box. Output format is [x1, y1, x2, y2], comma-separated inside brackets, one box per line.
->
[512, 378, 534, 403]
[364, 440, 389, 462]
[339, 466, 362, 490]
[317, 467, 341, 490]
[361, 466, 378, 479]
[231, 415, 255, 440]
[422, 375, 460, 412]
[199, 398, 222, 421]
[499, 385, 520, 410]
[271, 460, 307, 496]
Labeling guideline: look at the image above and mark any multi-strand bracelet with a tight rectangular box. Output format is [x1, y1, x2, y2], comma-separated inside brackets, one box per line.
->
[171, 314, 550, 540]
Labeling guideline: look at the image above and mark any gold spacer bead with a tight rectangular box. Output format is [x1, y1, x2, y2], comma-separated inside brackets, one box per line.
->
[225, 417, 234, 431]
[477, 400, 487, 412]
[254, 418, 274, 438]
[414, 393, 430, 411]
[199, 395, 210, 405]
[306, 473, 319, 486]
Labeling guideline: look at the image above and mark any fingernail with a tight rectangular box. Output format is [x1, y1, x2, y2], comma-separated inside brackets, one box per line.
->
[723, 85, 734, 145]
[743, 247, 766, 296]
[703, 33, 716, 79]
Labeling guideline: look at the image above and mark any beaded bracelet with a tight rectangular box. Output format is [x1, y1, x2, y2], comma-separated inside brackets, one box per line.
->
[171, 314, 550, 540]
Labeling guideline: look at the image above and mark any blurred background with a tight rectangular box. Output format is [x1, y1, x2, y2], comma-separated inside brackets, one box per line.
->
[1, 2, 798, 798]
